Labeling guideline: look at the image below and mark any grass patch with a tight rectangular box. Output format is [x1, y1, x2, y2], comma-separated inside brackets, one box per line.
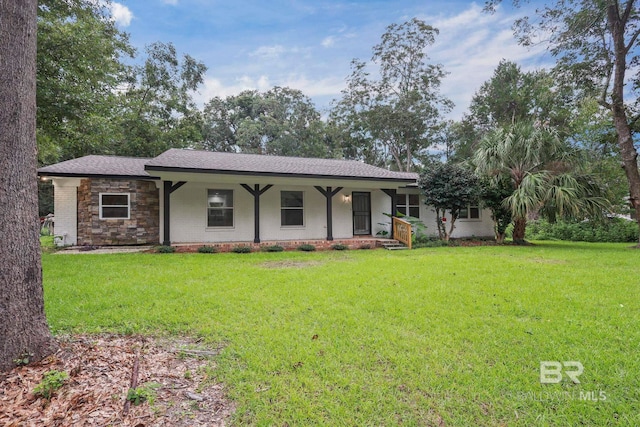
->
[40, 235, 57, 253]
[42, 242, 640, 425]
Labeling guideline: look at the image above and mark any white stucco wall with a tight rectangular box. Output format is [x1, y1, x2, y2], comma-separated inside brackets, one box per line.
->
[52, 178, 80, 246]
[163, 182, 495, 244]
[398, 188, 495, 239]
[164, 181, 397, 243]
[51, 175, 495, 246]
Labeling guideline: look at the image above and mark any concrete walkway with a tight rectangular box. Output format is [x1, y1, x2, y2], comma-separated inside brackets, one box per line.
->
[55, 246, 152, 254]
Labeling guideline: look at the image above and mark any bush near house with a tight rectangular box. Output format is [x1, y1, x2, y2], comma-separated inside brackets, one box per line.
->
[197, 245, 218, 254]
[232, 245, 252, 254]
[297, 244, 316, 252]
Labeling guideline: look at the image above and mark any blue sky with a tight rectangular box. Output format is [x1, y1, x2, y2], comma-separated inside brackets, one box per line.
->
[111, 0, 550, 119]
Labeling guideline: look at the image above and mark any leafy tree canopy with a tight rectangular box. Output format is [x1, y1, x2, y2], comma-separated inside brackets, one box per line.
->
[474, 121, 610, 243]
[485, 0, 640, 245]
[116, 42, 207, 157]
[418, 162, 480, 240]
[202, 87, 333, 158]
[331, 18, 452, 171]
[37, 0, 133, 163]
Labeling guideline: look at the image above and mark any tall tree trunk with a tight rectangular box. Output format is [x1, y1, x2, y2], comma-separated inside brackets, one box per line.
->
[512, 217, 527, 244]
[0, 0, 57, 371]
[607, 1, 640, 247]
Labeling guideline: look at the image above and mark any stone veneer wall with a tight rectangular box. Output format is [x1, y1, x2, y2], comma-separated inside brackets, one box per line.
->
[77, 178, 159, 246]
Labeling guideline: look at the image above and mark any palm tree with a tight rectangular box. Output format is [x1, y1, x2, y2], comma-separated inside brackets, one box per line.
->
[474, 122, 609, 244]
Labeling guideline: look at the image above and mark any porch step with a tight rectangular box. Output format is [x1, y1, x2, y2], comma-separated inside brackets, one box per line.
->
[381, 240, 409, 250]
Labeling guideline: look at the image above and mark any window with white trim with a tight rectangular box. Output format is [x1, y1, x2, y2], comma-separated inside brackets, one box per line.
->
[207, 189, 234, 227]
[395, 193, 420, 218]
[459, 204, 480, 220]
[281, 191, 304, 226]
[100, 193, 130, 219]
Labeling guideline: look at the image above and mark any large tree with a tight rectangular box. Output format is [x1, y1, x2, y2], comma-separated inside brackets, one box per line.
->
[454, 60, 573, 160]
[116, 42, 207, 157]
[37, 0, 133, 163]
[486, 0, 640, 245]
[331, 18, 452, 171]
[202, 87, 332, 157]
[0, 0, 56, 371]
[474, 122, 609, 243]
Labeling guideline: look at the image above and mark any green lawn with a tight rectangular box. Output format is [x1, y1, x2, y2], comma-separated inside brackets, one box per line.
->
[43, 242, 640, 425]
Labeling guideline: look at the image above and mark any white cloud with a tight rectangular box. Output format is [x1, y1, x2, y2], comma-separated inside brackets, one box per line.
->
[186, 3, 553, 120]
[281, 75, 345, 98]
[249, 45, 287, 59]
[321, 36, 336, 48]
[109, 2, 133, 27]
[421, 4, 552, 119]
[163, 0, 179, 4]
[194, 75, 273, 105]
[193, 74, 345, 108]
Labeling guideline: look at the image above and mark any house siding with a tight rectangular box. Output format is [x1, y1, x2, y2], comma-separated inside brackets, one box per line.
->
[77, 178, 160, 245]
[162, 181, 394, 244]
[52, 179, 79, 246]
[397, 188, 495, 238]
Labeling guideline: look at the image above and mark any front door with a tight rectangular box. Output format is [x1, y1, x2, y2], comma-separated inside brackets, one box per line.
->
[352, 192, 371, 235]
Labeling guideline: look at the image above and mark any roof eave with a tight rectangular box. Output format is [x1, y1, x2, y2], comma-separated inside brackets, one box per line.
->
[143, 165, 417, 183]
[37, 172, 158, 180]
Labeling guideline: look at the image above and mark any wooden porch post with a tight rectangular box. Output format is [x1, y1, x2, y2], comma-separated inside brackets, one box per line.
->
[241, 184, 273, 243]
[162, 180, 186, 246]
[314, 186, 343, 241]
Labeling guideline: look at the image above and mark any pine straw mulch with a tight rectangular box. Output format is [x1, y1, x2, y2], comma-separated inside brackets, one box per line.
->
[0, 335, 235, 426]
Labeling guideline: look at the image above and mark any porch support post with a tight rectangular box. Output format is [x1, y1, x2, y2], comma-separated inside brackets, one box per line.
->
[381, 189, 397, 239]
[241, 184, 273, 243]
[162, 180, 186, 246]
[314, 186, 343, 241]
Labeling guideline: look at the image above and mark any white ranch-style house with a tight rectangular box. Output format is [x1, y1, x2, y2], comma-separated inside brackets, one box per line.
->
[38, 149, 494, 248]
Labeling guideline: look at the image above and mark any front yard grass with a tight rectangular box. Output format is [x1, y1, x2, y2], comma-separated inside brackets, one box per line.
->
[43, 242, 640, 425]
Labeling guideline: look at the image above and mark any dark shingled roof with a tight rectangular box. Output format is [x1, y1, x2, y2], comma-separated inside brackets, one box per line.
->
[38, 155, 152, 178]
[145, 149, 418, 182]
[38, 149, 419, 183]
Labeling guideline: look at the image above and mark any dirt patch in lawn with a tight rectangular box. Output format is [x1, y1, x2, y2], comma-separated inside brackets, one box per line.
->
[261, 260, 325, 269]
[0, 335, 235, 426]
[526, 257, 568, 264]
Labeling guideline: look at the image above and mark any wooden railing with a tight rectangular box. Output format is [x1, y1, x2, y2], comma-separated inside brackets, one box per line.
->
[392, 217, 412, 249]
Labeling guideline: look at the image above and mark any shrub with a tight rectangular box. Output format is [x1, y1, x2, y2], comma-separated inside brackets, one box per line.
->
[156, 245, 175, 253]
[34, 370, 69, 400]
[298, 244, 316, 252]
[197, 245, 218, 254]
[526, 218, 638, 243]
[331, 243, 348, 251]
[264, 245, 284, 252]
[413, 239, 449, 248]
[232, 245, 252, 253]
[358, 244, 372, 250]
[126, 382, 162, 406]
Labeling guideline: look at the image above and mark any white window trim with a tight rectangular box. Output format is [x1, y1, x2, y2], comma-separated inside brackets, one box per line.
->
[281, 190, 305, 228]
[99, 192, 130, 220]
[396, 193, 420, 218]
[458, 204, 481, 222]
[206, 189, 235, 229]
